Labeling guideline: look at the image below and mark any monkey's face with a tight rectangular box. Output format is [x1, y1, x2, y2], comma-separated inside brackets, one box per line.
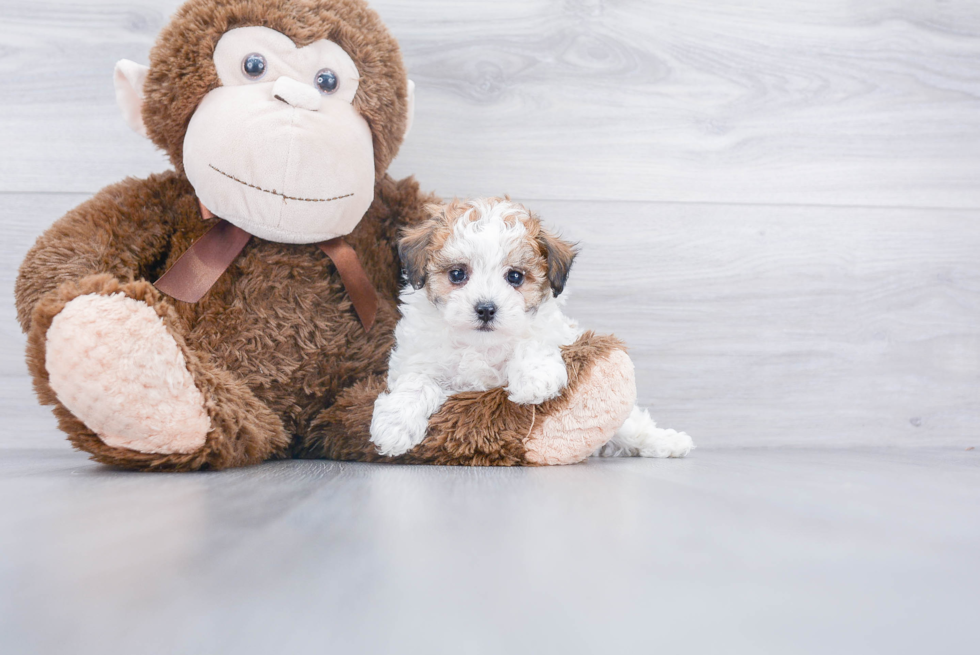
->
[182, 27, 376, 244]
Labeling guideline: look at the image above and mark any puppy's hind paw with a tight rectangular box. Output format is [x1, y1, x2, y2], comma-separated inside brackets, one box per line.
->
[636, 427, 695, 459]
[606, 406, 695, 458]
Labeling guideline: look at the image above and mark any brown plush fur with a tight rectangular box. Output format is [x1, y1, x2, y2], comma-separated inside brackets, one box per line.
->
[296, 332, 625, 466]
[143, 0, 411, 178]
[14, 0, 627, 471]
[18, 171, 426, 470]
[26, 273, 290, 472]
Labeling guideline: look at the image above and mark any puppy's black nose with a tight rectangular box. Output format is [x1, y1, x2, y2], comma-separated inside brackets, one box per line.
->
[475, 302, 497, 323]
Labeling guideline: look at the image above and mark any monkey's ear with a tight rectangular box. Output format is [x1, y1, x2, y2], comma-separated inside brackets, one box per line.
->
[537, 229, 578, 297]
[398, 214, 438, 290]
[113, 60, 149, 138]
[404, 80, 416, 140]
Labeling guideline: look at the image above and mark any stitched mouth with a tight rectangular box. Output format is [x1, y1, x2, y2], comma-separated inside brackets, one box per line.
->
[209, 165, 354, 203]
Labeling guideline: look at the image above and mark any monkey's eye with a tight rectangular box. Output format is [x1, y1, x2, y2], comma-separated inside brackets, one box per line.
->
[242, 53, 267, 80]
[315, 68, 339, 95]
[507, 270, 525, 287]
[448, 269, 468, 285]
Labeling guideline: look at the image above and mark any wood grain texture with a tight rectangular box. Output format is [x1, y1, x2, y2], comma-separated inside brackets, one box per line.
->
[1, 0, 980, 207]
[1, 447, 978, 654]
[3, 4, 979, 653]
[548, 200, 980, 447]
[3, 193, 977, 449]
[0, 194, 85, 450]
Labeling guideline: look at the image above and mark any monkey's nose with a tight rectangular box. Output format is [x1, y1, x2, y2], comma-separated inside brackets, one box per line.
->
[272, 76, 321, 111]
[475, 302, 497, 323]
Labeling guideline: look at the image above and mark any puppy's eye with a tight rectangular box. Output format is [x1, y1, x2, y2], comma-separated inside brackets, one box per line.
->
[242, 53, 267, 80]
[506, 270, 525, 287]
[449, 269, 468, 285]
[315, 68, 339, 94]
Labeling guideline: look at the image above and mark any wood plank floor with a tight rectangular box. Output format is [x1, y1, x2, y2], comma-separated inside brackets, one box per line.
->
[1, 447, 978, 654]
[1, 1, 979, 652]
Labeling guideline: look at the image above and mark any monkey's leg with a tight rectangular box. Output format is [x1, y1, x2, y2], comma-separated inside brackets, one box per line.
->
[27, 274, 290, 472]
[299, 332, 635, 466]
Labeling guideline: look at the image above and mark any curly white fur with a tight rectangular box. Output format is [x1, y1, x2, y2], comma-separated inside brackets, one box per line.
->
[593, 406, 694, 458]
[370, 284, 579, 456]
[370, 200, 694, 459]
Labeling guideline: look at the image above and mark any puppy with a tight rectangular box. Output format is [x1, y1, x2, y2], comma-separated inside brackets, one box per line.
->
[370, 198, 694, 459]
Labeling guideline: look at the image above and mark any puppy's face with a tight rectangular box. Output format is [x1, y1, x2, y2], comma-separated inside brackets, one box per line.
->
[399, 198, 577, 337]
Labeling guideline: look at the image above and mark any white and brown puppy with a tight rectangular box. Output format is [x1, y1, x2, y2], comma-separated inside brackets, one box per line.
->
[370, 198, 695, 459]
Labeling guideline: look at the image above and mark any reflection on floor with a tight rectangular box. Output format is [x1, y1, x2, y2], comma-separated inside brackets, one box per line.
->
[1, 446, 977, 654]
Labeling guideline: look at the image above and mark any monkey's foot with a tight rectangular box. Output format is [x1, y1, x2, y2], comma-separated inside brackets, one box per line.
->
[45, 293, 211, 455]
[523, 349, 636, 465]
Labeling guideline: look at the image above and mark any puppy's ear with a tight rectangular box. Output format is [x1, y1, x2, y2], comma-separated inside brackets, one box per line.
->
[399, 211, 442, 290]
[537, 229, 578, 297]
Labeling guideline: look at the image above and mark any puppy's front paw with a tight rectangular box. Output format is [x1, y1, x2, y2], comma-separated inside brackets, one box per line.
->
[370, 393, 429, 457]
[506, 360, 568, 405]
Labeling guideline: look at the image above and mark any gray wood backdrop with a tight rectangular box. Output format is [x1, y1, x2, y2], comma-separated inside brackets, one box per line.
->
[1, 0, 977, 449]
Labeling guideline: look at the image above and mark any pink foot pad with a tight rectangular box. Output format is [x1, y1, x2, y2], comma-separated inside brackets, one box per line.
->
[45, 293, 211, 455]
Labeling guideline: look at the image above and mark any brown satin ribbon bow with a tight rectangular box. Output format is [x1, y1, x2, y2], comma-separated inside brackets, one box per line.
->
[154, 202, 378, 332]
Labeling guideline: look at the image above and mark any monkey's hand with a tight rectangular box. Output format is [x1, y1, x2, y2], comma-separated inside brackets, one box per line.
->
[505, 341, 568, 405]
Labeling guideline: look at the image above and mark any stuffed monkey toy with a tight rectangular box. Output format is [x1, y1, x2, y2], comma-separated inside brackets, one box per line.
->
[14, 0, 637, 471]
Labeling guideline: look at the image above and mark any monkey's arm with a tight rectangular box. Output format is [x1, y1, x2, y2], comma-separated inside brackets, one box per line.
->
[302, 332, 635, 466]
[15, 172, 188, 333]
